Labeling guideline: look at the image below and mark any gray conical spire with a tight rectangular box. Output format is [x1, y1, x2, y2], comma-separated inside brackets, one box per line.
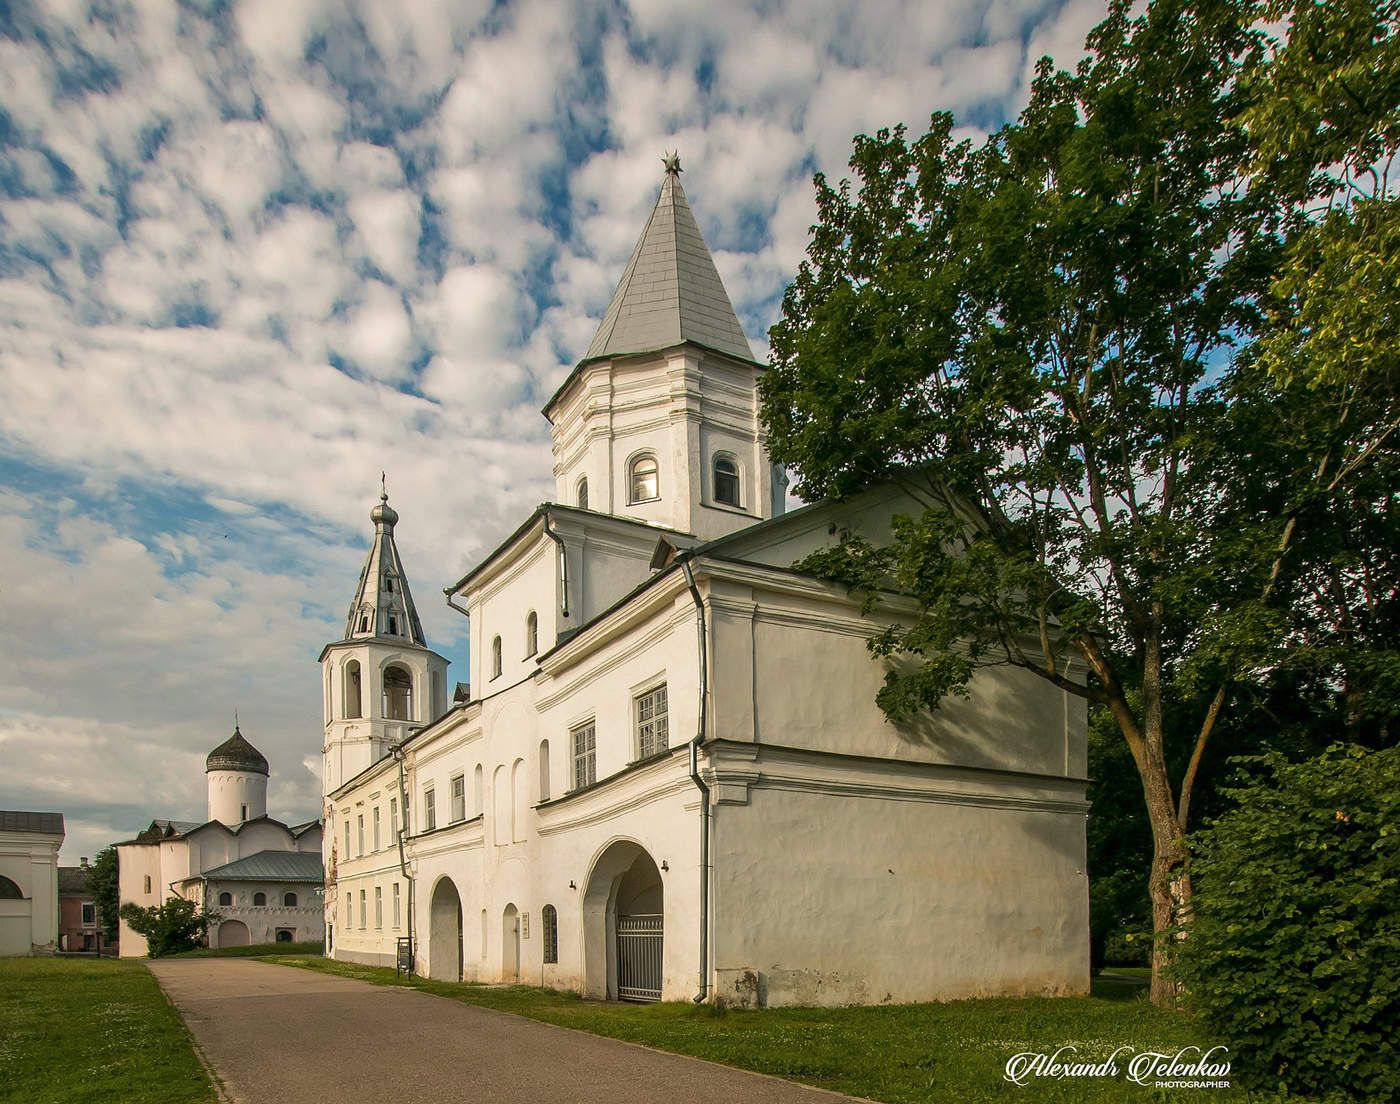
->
[584, 154, 754, 363]
[343, 490, 426, 646]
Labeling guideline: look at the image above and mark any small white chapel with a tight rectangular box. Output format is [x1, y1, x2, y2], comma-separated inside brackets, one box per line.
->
[117, 726, 323, 954]
[321, 158, 1090, 1006]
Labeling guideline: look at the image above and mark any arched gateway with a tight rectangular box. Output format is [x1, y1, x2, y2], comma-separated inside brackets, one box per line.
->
[429, 877, 463, 982]
[582, 840, 664, 1002]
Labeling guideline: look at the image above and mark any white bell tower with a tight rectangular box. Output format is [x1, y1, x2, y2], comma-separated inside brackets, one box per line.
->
[320, 491, 449, 795]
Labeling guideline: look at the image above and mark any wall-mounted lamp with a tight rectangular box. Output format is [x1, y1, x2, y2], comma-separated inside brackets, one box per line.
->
[660, 860, 669, 872]
[569, 880, 577, 890]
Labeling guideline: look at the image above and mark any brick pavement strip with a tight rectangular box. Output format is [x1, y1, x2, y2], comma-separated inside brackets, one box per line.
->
[148, 959, 863, 1104]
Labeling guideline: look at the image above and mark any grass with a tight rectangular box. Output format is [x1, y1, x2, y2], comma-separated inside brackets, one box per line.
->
[0, 957, 216, 1104]
[270, 956, 1286, 1103]
[170, 940, 324, 958]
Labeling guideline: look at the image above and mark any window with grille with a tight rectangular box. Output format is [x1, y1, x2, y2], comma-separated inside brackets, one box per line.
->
[451, 774, 466, 823]
[542, 904, 558, 964]
[577, 477, 589, 510]
[424, 787, 436, 831]
[491, 635, 502, 678]
[637, 684, 669, 759]
[713, 455, 740, 506]
[571, 721, 596, 790]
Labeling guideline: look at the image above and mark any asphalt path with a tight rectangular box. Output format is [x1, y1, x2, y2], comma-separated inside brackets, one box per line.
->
[148, 959, 862, 1104]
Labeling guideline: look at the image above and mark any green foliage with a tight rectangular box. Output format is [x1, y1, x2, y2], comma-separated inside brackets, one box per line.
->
[1174, 745, 1400, 1101]
[118, 898, 217, 958]
[87, 845, 121, 943]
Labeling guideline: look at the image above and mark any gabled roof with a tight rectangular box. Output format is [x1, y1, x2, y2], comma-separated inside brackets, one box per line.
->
[58, 866, 91, 894]
[336, 492, 427, 648]
[199, 849, 324, 882]
[0, 810, 64, 835]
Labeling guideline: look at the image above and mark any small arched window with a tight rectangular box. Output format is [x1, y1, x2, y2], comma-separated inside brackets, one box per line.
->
[525, 611, 538, 658]
[491, 635, 502, 679]
[542, 904, 558, 964]
[474, 763, 484, 814]
[253, 892, 267, 907]
[538, 738, 551, 802]
[629, 455, 659, 503]
[218, 891, 232, 906]
[713, 455, 740, 507]
[283, 892, 298, 907]
[344, 660, 362, 719]
[577, 477, 589, 510]
[0, 876, 23, 899]
[383, 665, 413, 720]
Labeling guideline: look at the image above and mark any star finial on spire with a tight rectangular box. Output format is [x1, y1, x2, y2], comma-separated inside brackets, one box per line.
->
[662, 151, 682, 177]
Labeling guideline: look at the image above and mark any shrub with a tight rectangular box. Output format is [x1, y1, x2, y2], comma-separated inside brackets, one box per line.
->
[1173, 744, 1400, 1102]
[119, 898, 218, 958]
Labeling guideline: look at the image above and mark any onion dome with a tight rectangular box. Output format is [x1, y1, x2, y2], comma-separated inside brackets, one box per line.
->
[205, 725, 269, 776]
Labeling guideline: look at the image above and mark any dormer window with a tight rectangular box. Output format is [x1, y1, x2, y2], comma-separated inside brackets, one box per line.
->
[713, 455, 740, 507]
[491, 635, 502, 679]
[525, 611, 538, 657]
[577, 477, 589, 510]
[629, 455, 659, 503]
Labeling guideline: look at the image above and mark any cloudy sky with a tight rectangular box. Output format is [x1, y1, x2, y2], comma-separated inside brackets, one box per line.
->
[0, 0, 1104, 865]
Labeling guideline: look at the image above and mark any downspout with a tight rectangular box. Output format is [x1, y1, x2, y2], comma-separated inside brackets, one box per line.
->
[542, 511, 570, 620]
[392, 744, 414, 973]
[680, 557, 710, 1003]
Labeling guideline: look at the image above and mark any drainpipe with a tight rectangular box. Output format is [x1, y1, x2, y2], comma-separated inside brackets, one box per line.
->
[680, 557, 711, 1003]
[392, 743, 414, 973]
[542, 511, 570, 620]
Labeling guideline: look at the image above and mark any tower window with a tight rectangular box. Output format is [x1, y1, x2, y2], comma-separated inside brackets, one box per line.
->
[629, 455, 659, 503]
[491, 635, 502, 679]
[525, 611, 538, 658]
[344, 660, 362, 719]
[388, 615, 398, 635]
[577, 477, 589, 510]
[385, 576, 394, 593]
[241, 804, 248, 821]
[383, 666, 413, 721]
[713, 455, 740, 507]
[359, 615, 370, 633]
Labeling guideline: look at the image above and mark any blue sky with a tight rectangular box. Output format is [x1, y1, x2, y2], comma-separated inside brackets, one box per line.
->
[0, 0, 1105, 864]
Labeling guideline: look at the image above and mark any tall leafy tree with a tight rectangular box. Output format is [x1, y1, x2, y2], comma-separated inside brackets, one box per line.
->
[764, 0, 1400, 1006]
[87, 845, 120, 944]
[763, 0, 1283, 1006]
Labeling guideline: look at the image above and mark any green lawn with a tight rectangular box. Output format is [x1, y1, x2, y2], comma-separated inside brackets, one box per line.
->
[0, 957, 216, 1104]
[272, 957, 1283, 1103]
[170, 940, 325, 958]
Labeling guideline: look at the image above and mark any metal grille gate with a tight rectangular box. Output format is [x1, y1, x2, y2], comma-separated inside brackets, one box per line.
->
[616, 914, 662, 1002]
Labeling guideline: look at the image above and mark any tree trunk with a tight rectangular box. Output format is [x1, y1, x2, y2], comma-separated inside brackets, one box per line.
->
[1140, 729, 1190, 1007]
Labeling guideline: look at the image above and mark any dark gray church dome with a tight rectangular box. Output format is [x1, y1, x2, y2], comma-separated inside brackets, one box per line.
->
[205, 726, 269, 776]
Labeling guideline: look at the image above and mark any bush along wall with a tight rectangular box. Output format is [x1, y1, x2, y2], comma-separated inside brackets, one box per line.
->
[1173, 744, 1400, 1102]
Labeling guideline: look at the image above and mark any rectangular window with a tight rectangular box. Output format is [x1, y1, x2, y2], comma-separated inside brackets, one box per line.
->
[637, 684, 669, 759]
[390, 797, 399, 839]
[372, 806, 381, 851]
[81, 903, 96, 925]
[344, 819, 351, 857]
[144, 875, 151, 894]
[357, 814, 365, 856]
[359, 889, 366, 929]
[346, 893, 352, 928]
[571, 721, 596, 790]
[392, 882, 401, 928]
[374, 886, 382, 929]
[424, 787, 436, 831]
[451, 774, 466, 823]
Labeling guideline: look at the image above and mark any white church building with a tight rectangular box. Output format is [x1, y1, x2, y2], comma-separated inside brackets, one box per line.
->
[117, 727, 324, 955]
[322, 161, 1089, 1006]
